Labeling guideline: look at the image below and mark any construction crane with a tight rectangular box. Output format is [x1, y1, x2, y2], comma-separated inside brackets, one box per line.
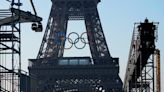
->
[123, 19, 159, 92]
[29, 0, 43, 32]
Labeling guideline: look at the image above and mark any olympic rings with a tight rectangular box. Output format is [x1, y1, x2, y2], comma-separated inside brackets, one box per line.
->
[80, 32, 89, 44]
[64, 32, 89, 49]
[67, 32, 79, 44]
[64, 37, 73, 50]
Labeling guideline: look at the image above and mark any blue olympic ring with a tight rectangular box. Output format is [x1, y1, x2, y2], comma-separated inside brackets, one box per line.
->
[53, 31, 90, 49]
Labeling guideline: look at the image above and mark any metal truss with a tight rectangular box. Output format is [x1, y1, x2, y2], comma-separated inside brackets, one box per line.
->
[30, 0, 123, 92]
[0, 1, 42, 92]
[131, 54, 155, 92]
[0, 7, 21, 92]
[37, 0, 112, 62]
[29, 57, 123, 92]
[123, 19, 159, 92]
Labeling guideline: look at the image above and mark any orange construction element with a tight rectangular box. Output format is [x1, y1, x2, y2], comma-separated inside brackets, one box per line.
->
[156, 49, 161, 92]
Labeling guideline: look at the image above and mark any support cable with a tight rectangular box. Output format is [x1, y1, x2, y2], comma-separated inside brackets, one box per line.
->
[29, 0, 37, 16]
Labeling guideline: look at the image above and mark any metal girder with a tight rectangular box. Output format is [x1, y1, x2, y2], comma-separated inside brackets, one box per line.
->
[37, 0, 112, 62]
[124, 19, 159, 92]
[0, 8, 42, 26]
[30, 0, 123, 92]
[29, 57, 122, 92]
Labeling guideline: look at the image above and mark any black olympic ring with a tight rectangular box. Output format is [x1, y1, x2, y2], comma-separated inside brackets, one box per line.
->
[64, 32, 89, 49]
[80, 32, 89, 44]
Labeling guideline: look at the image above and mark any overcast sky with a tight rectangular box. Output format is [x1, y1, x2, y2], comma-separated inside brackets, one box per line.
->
[0, 0, 164, 91]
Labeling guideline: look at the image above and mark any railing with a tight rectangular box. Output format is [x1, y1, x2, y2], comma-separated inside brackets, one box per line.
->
[0, 9, 11, 20]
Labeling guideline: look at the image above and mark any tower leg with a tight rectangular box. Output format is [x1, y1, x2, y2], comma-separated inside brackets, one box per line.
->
[85, 6, 111, 63]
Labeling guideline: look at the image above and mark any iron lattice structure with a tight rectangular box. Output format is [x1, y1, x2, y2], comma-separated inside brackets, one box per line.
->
[29, 0, 123, 92]
[0, 5, 22, 92]
[123, 19, 159, 92]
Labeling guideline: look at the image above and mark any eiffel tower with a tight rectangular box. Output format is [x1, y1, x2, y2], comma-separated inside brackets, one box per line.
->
[29, 0, 123, 92]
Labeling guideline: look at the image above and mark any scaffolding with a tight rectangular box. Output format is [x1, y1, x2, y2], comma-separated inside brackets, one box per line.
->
[0, 1, 21, 91]
[0, 0, 42, 92]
